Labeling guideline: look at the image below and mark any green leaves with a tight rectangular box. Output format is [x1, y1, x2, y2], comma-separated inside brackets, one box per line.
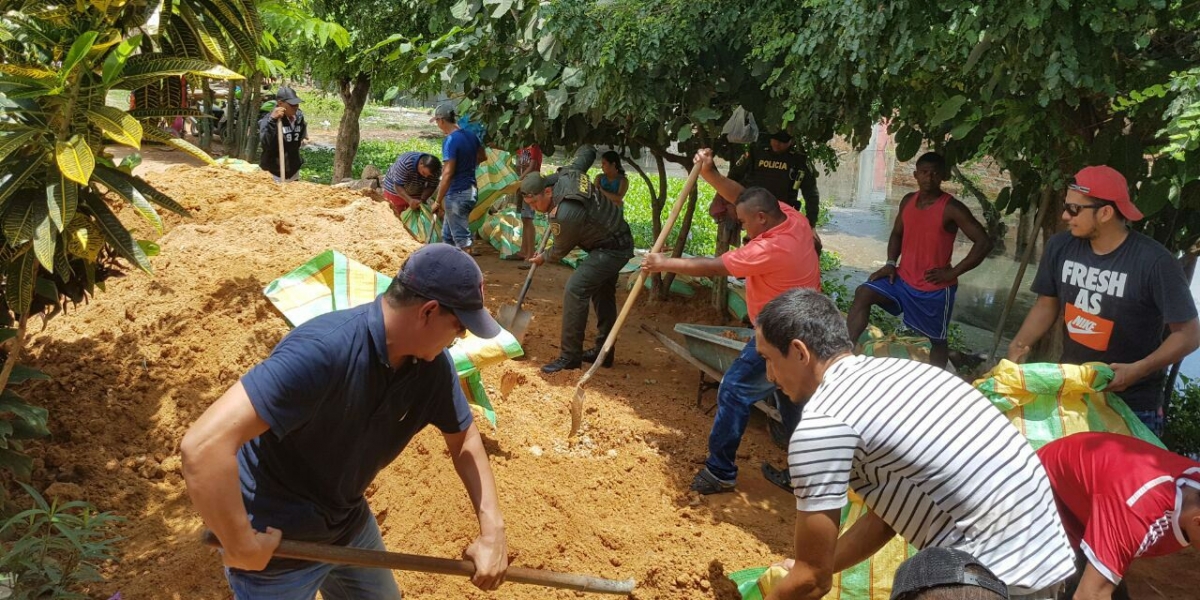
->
[0, 130, 41, 165]
[83, 194, 152, 274]
[5, 246, 37, 314]
[59, 31, 100, 83]
[930, 95, 967, 127]
[54, 136, 95, 185]
[0, 156, 45, 206]
[89, 166, 164, 234]
[86, 106, 143, 149]
[102, 34, 142, 86]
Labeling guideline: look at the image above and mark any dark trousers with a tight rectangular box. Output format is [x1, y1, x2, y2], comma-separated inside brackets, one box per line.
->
[560, 248, 631, 361]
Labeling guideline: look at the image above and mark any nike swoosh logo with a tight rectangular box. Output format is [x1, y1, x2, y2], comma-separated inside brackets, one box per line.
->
[1066, 324, 1099, 335]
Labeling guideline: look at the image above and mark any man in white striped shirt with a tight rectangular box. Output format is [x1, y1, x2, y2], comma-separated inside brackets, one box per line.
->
[754, 289, 1075, 600]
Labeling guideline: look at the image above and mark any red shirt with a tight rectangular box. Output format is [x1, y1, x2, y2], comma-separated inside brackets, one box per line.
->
[897, 192, 958, 291]
[1037, 432, 1200, 584]
[720, 202, 821, 323]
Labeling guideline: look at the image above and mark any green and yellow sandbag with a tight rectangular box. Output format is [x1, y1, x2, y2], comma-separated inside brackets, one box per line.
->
[399, 203, 442, 245]
[734, 359, 1160, 599]
[469, 148, 521, 232]
[262, 249, 522, 426]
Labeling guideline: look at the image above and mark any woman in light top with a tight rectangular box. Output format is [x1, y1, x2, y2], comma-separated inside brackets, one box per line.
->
[593, 151, 629, 207]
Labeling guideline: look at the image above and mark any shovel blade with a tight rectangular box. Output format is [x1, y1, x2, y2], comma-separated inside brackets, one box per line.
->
[570, 386, 584, 437]
[497, 303, 532, 343]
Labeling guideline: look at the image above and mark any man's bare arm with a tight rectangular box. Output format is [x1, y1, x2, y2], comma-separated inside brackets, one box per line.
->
[181, 382, 280, 571]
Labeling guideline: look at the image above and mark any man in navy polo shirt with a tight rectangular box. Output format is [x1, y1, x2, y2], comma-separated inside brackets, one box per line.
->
[182, 245, 509, 599]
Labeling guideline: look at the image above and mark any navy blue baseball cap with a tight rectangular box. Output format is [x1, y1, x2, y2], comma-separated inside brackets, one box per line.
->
[396, 245, 501, 339]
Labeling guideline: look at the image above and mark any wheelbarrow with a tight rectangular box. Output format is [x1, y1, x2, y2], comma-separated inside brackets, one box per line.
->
[641, 323, 782, 425]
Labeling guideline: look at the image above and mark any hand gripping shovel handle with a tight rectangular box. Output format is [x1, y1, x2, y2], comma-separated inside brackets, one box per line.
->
[570, 162, 703, 435]
[514, 224, 555, 309]
[202, 530, 634, 595]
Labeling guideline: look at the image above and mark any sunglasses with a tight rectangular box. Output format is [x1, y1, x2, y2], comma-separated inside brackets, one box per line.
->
[1062, 200, 1113, 217]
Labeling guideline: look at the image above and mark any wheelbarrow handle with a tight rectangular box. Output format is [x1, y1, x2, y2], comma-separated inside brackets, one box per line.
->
[201, 530, 634, 595]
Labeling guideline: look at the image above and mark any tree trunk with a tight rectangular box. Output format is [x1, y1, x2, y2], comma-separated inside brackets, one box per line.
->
[648, 153, 668, 297]
[240, 75, 262, 160]
[334, 73, 372, 183]
[199, 79, 214, 153]
[660, 177, 699, 300]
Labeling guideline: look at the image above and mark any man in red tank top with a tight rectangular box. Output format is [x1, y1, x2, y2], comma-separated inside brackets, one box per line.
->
[846, 152, 992, 368]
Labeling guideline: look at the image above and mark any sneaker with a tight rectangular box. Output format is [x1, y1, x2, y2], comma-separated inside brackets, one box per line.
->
[541, 357, 582, 374]
[581, 346, 614, 368]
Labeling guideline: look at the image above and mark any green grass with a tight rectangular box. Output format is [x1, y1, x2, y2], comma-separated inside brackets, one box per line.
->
[300, 138, 441, 184]
[295, 90, 381, 126]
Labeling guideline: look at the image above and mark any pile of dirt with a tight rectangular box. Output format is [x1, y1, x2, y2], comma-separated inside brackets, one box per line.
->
[14, 163, 1191, 599]
[18, 164, 800, 599]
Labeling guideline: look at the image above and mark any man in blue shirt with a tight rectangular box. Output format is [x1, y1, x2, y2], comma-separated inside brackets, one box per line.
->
[432, 102, 486, 252]
[181, 245, 509, 599]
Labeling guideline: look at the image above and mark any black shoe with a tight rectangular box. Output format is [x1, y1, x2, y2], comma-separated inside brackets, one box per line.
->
[541, 357, 582, 374]
[581, 346, 614, 368]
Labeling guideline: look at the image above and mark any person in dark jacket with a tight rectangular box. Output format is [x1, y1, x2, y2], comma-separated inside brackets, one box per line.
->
[728, 131, 821, 228]
[258, 86, 307, 182]
[520, 145, 635, 374]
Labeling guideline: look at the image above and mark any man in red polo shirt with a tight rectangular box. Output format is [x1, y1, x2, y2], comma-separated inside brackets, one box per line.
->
[1037, 432, 1200, 599]
[642, 148, 821, 494]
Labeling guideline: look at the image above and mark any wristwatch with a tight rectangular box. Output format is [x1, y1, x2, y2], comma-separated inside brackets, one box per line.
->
[885, 260, 897, 267]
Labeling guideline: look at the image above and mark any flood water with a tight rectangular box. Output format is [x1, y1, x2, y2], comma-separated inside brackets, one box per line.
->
[815, 124, 1200, 383]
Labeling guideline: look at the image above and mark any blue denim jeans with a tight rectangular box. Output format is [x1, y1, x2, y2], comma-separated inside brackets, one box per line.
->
[225, 516, 402, 600]
[705, 336, 803, 482]
[442, 189, 476, 248]
[1133, 408, 1165, 438]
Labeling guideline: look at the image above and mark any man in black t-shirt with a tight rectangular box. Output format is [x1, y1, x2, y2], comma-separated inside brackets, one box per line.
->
[728, 131, 821, 227]
[1009, 166, 1200, 436]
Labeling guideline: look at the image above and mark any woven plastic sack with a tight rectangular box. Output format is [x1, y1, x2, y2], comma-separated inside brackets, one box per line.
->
[721, 106, 759, 144]
[262, 250, 522, 426]
[974, 360, 1164, 450]
[470, 148, 521, 231]
[399, 203, 442, 244]
[730, 565, 788, 600]
[481, 207, 550, 260]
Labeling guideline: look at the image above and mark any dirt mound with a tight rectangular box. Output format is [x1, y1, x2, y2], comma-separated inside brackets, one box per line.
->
[13, 162, 1195, 599]
[18, 164, 807, 599]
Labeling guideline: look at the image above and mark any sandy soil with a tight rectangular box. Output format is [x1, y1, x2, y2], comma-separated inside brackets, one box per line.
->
[17, 162, 802, 599]
[12, 152, 1193, 599]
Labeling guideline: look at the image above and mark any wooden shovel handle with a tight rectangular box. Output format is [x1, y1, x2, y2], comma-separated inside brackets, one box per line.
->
[202, 530, 634, 595]
[277, 114, 286, 186]
[576, 162, 703, 388]
[514, 222, 555, 308]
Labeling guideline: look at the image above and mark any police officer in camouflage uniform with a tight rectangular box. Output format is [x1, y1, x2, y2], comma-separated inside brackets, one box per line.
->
[521, 146, 635, 374]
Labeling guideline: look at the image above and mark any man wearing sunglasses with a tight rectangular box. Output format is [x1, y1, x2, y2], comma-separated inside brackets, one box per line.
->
[1008, 166, 1199, 436]
[520, 145, 635, 374]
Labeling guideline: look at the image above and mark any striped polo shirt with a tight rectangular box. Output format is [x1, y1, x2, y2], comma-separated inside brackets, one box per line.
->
[788, 355, 1075, 594]
[382, 151, 438, 195]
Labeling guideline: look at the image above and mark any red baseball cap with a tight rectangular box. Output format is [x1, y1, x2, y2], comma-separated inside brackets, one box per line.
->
[1069, 166, 1142, 221]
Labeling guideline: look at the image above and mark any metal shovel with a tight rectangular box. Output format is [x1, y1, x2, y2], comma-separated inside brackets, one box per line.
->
[497, 226, 552, 343]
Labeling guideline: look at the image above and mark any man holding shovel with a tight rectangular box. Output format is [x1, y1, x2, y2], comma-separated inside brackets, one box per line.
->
[521, 145, 635, 374]
[641, 148, 821, 495]
[181, 245, 508, 599]
[258, 86, 307, 183]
